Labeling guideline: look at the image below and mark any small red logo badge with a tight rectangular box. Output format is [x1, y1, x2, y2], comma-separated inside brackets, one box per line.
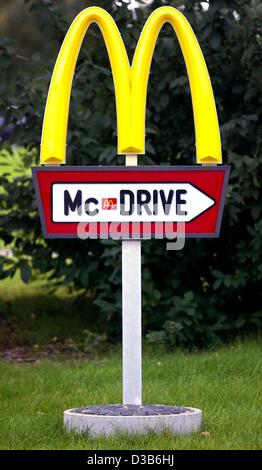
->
[102, 198, 117, 210]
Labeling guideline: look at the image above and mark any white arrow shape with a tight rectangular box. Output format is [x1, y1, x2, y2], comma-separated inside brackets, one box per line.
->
[181, 183, 215, 222]
[52, 182, 215, 223]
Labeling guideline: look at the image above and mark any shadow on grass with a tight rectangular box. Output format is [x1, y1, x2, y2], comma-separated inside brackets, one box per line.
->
[0, 282, 111, 361]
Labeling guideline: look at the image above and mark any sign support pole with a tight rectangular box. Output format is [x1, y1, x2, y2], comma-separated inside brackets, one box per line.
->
[122, 155, 142, 405]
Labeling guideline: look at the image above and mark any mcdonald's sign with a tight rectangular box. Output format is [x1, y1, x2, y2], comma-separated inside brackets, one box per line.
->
[33, 6, 229, 240]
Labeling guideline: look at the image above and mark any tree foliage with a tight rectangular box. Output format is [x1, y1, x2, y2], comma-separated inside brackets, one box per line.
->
[0, 0, 261, 347]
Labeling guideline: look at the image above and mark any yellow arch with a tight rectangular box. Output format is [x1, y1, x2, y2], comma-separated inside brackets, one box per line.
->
[40, 7, 131, 164]
[40, 6, 221, 164]
[131, 6, 222, 163]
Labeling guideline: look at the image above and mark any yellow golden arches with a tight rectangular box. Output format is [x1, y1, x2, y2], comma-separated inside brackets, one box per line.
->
[40, 7, 131, 164]
[40, 6, 222, 165]
[131, 6, 221, 163]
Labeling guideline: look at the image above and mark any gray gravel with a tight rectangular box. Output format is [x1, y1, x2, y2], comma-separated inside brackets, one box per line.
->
[72, 404, 189, 416]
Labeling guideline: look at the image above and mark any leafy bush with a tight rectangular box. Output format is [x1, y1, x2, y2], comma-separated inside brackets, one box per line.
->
[0, 0, 261, 347]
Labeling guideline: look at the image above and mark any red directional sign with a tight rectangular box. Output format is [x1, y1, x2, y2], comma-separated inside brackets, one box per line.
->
[32, 166, 229, 239]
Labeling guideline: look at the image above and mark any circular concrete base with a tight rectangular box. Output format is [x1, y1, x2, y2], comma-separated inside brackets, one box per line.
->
[64, 404, 202, 437]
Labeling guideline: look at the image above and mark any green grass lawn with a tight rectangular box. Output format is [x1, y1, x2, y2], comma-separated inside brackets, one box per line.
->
[0, 339, 261, 450]
[0, 238, 261, 449]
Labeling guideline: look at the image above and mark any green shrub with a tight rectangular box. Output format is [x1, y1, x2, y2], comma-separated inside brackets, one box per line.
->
[0, 0, 261, 347]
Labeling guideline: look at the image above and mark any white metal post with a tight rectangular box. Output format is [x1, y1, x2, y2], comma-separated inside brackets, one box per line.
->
[122, 155, 142, 405]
